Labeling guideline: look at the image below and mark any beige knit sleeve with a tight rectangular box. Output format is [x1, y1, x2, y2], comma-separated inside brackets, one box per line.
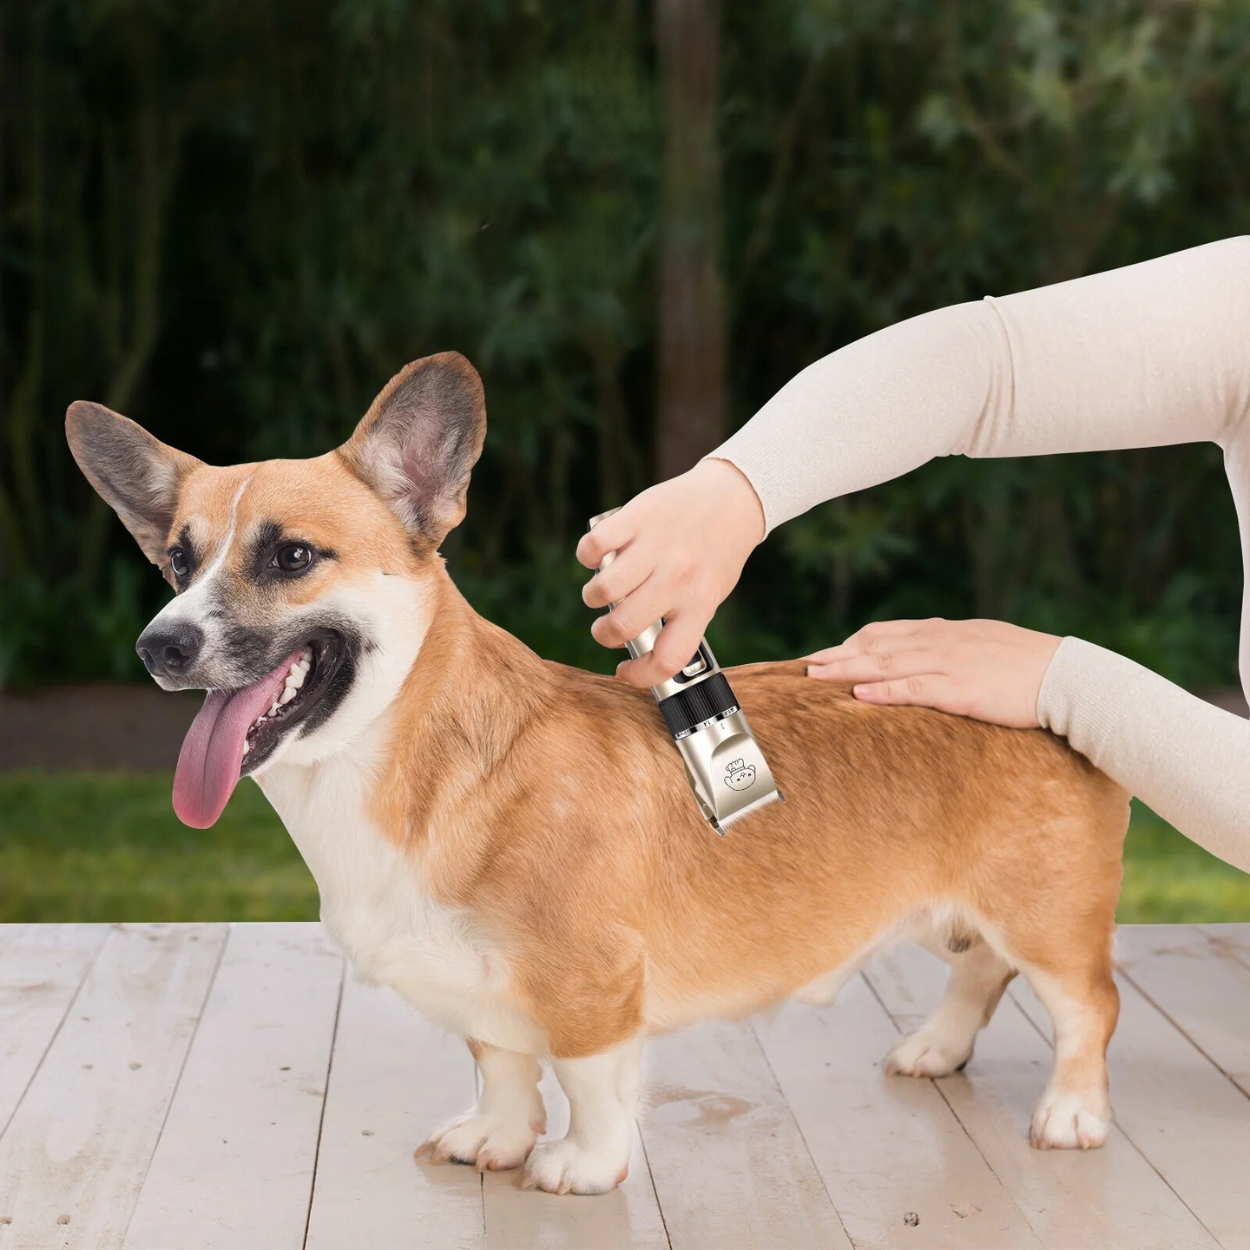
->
[1037, 638, 1250, 871]
[712, 237, 1250, 534]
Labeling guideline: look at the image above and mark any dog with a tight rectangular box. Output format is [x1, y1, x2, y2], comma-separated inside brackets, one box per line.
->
[67, 353, 1129, 1194]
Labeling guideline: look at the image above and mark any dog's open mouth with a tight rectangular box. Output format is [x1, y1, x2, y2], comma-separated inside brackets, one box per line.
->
[172, 629, 344, 828]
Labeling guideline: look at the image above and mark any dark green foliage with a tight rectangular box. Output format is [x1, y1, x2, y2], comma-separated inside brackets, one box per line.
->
[3, 1, 1249, 687]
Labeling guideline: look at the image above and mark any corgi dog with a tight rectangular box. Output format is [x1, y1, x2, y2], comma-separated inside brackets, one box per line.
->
[67, 353, 1129, 1195]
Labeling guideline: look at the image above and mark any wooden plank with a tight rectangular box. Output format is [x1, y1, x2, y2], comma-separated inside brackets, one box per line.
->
[1011, 957, 1247, 1249]
[0, 923, 227, 1250]
[122, 924, 344, 1250]
[483, 1065, 669, 1250]
[304, 976, 484, 1250]
[638, 1019, 850, 1250]
[0, 926, 108, 1139]
[756, 971, 1042, 1250]
[1118, 925, 1250, 1095]
[867, 946, 1219, 1250]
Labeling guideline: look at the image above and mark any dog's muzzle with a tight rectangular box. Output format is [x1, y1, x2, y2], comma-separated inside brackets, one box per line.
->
[589, 510, 785, 835]
[136, 622, 205, 684]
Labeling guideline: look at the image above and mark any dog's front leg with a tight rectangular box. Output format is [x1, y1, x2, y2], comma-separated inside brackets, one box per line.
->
[419, 1040, 545, 1171]
[521, 1036, 642, 1195]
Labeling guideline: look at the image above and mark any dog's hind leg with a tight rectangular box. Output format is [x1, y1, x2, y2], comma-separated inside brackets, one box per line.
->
[418, 1040, 545, 1171]
[885, 937, 1015, 1078]
[1020, 956, 1118, 1150]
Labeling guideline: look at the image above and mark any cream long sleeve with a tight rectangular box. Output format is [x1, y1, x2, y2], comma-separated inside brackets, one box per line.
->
[710, 237, 1250, 870]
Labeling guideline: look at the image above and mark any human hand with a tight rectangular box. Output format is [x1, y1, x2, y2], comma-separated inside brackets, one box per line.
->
[576, 458, 765, 687]
[806, 618, 1061, 729]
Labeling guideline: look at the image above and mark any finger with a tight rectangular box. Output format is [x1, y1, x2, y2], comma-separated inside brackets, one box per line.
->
[851, 673, 957, 710]
[808, 619, 935, 663]
[590, 573, 666, 649]
[576, 512, 633, 570]
[615, 613, 710, 688]
[582, 544, 650, 609]
[802, 644, 850, 665]
[806, 645, 940, 682]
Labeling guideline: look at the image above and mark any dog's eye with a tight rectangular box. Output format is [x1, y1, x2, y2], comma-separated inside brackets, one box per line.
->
[273, 543, 314, 573]
[169, 548, 190, 579]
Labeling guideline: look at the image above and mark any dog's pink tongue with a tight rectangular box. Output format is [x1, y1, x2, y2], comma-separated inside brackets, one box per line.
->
[172, 657, 294, 828]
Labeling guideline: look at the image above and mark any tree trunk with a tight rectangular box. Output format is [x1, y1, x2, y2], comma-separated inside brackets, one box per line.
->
[654, 0, 725, 481]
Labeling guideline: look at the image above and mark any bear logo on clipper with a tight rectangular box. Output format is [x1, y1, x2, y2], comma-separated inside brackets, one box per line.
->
[725, 759, 757, 791]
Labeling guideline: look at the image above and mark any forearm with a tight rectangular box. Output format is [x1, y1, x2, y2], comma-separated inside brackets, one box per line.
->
[1038, 638, 1250, 872]
[714, 237, 1250, 533]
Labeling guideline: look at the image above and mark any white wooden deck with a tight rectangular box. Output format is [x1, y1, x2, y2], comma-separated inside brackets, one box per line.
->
[0, 924, 1246, 1250]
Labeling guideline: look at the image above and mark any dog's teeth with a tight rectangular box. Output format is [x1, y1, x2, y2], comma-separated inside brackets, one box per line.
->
[280, 686, 297, 704]
[269, 701, 280, 716]
[242, 740, 250, 756]
[287, 668, 305, 690]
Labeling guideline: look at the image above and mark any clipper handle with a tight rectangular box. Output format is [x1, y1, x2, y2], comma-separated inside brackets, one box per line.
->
[588, 508, 784, 833]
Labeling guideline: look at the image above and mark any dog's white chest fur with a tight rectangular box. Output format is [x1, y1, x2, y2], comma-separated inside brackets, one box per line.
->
[258, 753, 545, 1054]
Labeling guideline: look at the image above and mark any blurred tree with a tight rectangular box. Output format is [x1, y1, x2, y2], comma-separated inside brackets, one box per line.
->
[1, 0, 1248, 690]
[655, 0, 726, 478]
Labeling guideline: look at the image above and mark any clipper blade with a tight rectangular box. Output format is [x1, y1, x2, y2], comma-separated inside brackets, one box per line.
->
[715, 788, 785, 834]
[672, 703, 785, 836]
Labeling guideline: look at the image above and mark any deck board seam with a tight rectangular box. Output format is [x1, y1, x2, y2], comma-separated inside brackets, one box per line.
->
[301, 955, 347, 1250]
[861, 969, 1047, 1250]
[634, 1118, 673, 1250]
[747, 1015, 854, 1249]
[1116, 964, 1250, 1104]
[0, 922, 109, 1148]
[117, 922, 231, 1249]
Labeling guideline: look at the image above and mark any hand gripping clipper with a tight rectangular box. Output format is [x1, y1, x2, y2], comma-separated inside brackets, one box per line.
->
[589, 509, 785, 834]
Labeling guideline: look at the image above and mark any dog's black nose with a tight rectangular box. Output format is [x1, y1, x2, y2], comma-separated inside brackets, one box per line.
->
[136, 623, 204, 680]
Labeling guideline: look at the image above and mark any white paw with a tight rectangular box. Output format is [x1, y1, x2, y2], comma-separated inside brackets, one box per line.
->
[418, 1111, 542, 1171]
[884, 1027, 974, 1078]
[1029, 1087, 1111, 1150]
[520, 1137, 629, 1195]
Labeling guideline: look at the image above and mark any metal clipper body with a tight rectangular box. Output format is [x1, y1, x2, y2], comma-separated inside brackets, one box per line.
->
[588, 509, 785, 834]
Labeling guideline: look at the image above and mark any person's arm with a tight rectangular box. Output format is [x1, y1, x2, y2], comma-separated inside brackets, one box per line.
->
[714, 235, 1250, 534]
[578, 236, 1250, 870]
[580, 237, 1250, 684]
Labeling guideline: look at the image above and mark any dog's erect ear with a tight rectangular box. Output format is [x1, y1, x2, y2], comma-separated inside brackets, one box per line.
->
[339, 352, 486, 548]
[66, 402, 204, 566]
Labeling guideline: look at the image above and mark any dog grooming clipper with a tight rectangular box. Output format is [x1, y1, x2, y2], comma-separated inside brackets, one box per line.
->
[589, 509, 785, 834]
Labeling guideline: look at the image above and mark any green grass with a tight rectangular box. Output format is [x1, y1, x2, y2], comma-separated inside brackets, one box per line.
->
[1119, 801, 1250, 922]
[0, 773, 1247, 924]
[0, 771, 316, 922]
